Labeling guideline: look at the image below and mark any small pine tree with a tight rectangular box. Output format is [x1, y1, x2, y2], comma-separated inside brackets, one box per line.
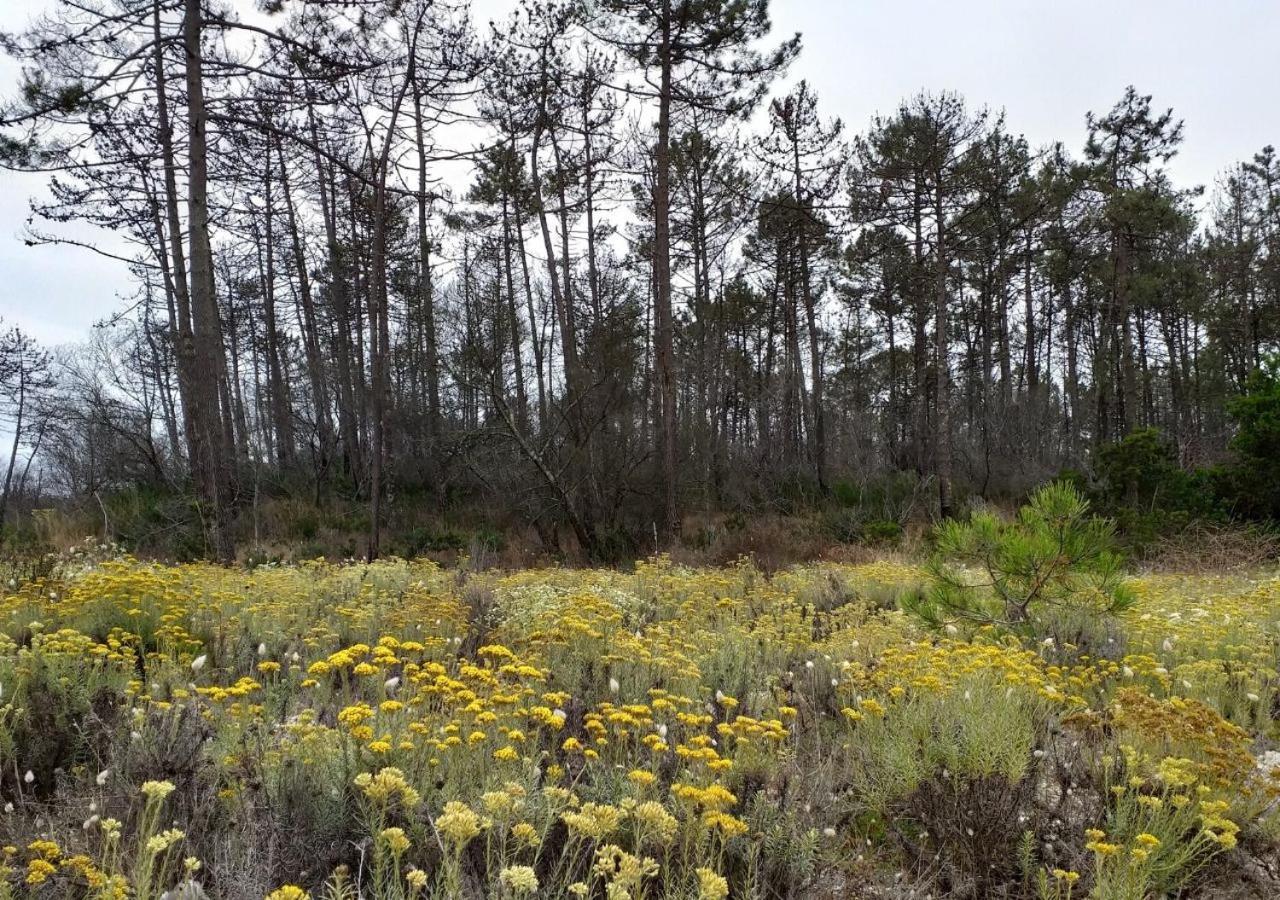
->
[906, 482, 1133, 634]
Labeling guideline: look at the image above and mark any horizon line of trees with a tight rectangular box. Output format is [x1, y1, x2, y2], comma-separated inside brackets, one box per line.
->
[1, 0, 1278, 561]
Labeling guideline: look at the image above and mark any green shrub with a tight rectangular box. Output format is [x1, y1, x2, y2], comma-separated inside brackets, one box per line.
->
[845, 671, 1048, 888]
[1096, 428, 1194, 510]
[1088, 429, 1240, 550]
[101, 487, 207, 560]
[0, 634, 132, 792]
[471, 526, 504, 553]
[861, 519, 903, 544]
[832, 472, 923, 520]
[396, 526, 466, 557]
[1087, 363, 1280, 535]
[0, 527, 57, 585]
[290, 509, 320, 541]
[819, 507, 903, 545]
[1223, 359, 1280, 521]
[819, 507, 864, 543]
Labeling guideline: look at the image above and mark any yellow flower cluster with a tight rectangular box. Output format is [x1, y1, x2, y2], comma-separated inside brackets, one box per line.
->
[0, 556, 1275, 898]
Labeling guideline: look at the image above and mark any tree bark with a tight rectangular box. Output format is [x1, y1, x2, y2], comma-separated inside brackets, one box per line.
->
[653, 0, 679, 536]
[183, 0, 235, 561]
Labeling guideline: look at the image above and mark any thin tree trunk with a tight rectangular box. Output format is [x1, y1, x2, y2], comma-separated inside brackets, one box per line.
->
[261, 141, 293, 466]
[412, 84, 441, 450]
[934, 185, 953, 519]
[654, 0, 679, 536]
[0, 369, 25, 526]
[278, 134, 333, 476]
[184, 0, 235, 561]
[153, 0, 199, 473]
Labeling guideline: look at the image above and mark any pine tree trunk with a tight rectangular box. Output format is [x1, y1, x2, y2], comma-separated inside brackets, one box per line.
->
[654, 0, 679, 537]
[183, 0, 235, 561]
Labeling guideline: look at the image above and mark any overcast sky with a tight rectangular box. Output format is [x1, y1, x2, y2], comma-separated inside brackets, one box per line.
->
[1, 0, 1278, 346]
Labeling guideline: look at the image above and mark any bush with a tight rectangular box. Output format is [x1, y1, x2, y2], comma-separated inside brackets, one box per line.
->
[906, 482, 1133, 636]
[1223, 359, 1280, 521]
[1090, 428, 1224, 548]
[1096, 428, 1196, 511]
[818, 507, 863, 544]
[832, 472, 926, 523]
[0, 630, 133, 794]
[861, 519, 903, 544]
[1087, 363, 1280, 540]
[845, 669, 1048, 890]
[396, 526, 467, 557]
[819, 506, 903, 546]
[289, 509, 320, 541]
[0, 527, 57, 585]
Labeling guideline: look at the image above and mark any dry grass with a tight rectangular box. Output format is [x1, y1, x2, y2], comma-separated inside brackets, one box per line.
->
[1138, 522, 1280, 573]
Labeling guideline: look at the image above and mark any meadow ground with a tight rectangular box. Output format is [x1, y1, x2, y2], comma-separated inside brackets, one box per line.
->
[0, 550, 1277, 899]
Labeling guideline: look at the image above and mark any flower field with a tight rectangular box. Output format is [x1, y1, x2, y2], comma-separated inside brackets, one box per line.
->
[0, 555, 1277, 898]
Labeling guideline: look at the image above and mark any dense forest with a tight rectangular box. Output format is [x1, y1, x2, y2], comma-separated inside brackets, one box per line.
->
[1, 0, 1279, 562]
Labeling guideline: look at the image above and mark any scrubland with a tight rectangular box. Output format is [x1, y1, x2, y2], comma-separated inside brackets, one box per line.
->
[0, 547, 1276, 898]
